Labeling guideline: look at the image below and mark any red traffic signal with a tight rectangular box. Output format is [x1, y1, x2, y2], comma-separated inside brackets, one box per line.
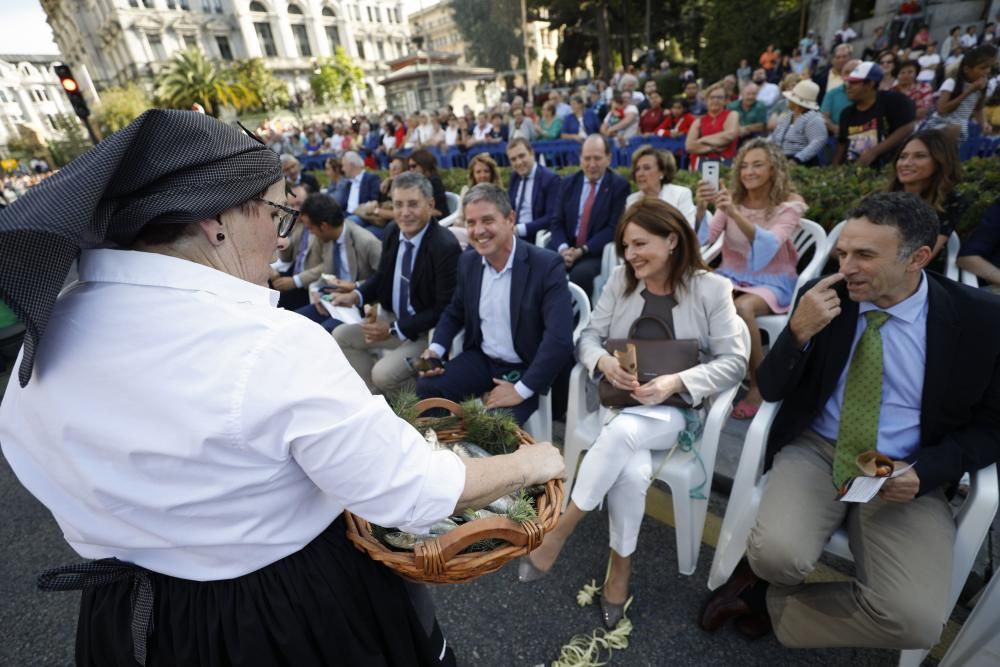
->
[53, 63, 90, 119]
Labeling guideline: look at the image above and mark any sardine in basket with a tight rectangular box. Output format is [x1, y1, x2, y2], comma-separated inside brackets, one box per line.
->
[344, 398, 564, 584]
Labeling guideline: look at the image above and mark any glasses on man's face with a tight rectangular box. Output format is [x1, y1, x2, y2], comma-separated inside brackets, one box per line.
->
[257, 198, 298, 238]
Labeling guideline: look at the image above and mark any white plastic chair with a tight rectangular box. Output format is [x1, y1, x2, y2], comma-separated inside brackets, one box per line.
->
[938, 562, 1000, 666]
[944, 231, 960, 282]
[591, 242, 622, 302]
[754, 219, 827, 347]
[535, 229, 552, 249]
[700, 233, 724, 264]
[523, 281, 591, 444]
[562, 360, 741, 575]
[961, 270, 980, 288]
[707, 400, 999, 667]
[438, 192, 462, 227]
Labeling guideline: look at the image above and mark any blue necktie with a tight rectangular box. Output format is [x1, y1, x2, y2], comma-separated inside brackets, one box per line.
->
[397, 240, 414, 321]
[332, 241, 345, 280]
[294, 228, 310, 274]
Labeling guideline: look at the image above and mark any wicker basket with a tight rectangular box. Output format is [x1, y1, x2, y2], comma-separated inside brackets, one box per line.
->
[344, 397, 563, 583]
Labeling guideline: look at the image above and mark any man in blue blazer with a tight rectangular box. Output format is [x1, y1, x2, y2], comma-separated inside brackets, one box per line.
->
[547, 134, 630, 295]
[506, 137, 562, 244]
[335, 151, 384, 239]
[417, 184, 575, 425]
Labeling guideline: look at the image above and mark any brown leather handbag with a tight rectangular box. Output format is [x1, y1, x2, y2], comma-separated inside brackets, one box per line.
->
[598, 315, 701, 409]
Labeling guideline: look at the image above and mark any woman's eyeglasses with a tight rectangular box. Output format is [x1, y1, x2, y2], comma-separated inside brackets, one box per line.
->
[257, 198, 298, 238]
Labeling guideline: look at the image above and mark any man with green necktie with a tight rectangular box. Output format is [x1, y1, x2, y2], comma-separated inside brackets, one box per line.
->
[700, 192, 1000, 649]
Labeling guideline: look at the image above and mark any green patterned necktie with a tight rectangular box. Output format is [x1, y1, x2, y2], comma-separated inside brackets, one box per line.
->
[833, 310, 891, 488]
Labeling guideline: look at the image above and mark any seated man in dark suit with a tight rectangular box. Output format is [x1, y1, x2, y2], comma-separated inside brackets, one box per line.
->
[335, 151, 384, 239]
[416, 184, 574, 425]
[701, 192, 1000, 649]
[505, 137, 561, 244]
[547, 134, 629, 295]
[293, 192, 382, 331]
[270, 183, 317, 310]
[280, 154, 320, 194]
[330, 172, 460, 395]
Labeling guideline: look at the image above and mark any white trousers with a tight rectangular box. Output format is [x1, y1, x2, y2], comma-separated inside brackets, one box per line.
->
[570, 408, 685, 556]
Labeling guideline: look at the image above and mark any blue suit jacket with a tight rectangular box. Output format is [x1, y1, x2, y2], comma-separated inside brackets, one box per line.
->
[431, 242, 574, 395]
[561, 110, 601, 136]
[547, 169, 630, 258]
[335, 171, 381, 212]
[507, 165, 562, 241]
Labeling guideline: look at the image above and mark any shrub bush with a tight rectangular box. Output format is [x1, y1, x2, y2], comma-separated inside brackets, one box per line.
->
[313, 156, 999, 236]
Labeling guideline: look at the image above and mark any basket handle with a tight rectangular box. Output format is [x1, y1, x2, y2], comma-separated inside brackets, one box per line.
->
[413, 397, 465, 418]
[414, 516, 545, 577]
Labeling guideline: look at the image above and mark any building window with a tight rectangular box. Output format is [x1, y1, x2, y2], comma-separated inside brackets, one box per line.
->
[143, 0, 153, 7]
[287, 3, 303, 14]
[201, 0, 209, 11]
[355, 40, 365, 59]
[366, 6, 372, 22]
[255, 22, 278, 56]
[321, 6, 335, 17]
[167, 0, 176, 8]
[291, 24, 311, 57]
[148, 34, 167, 60]
[394, 7, 400, 23]
[376, 41, 384, 59]
[351, 5, 360, 20]
[179, 0, 190, 9]
[48, 114, 58, 130]
[129, 0, 139, 6]
[216, 35, 234, 60]
[249, 1, 267, 11]
[0, 90, 6, 104]
[183, 34, 198, 50]
[325, 25, 340, 49]
[375, 7, 381, 22]
[214, 0, 223, 13]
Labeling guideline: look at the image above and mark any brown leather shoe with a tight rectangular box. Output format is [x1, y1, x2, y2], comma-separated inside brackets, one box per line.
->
[698, 560, 760, 632]
[734, 609, 773, 640]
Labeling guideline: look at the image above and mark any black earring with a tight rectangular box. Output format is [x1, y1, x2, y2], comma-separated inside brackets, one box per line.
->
[216, 232, 226, 242]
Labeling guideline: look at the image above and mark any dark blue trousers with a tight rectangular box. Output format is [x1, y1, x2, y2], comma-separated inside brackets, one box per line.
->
[294, 302, 342, 332]
[416, 348, 539, 425]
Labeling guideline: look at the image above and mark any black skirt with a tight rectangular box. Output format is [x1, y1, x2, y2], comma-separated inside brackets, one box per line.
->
[73, 516, 455, 667]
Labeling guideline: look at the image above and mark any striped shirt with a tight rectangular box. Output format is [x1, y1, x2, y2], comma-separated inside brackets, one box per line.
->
[769, 110, 829, 163]
[922, 78, 982, 140]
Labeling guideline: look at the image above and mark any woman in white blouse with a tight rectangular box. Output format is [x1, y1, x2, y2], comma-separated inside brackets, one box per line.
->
[625, 144, 698, 227]
[0, 111, 563, 667]
[519, 198, 749, 628]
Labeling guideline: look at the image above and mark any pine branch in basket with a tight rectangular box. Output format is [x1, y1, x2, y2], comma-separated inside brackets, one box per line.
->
[459, 399, 521, 455]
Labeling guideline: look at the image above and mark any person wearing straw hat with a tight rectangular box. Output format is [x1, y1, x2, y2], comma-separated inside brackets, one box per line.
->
[0, 110, 564, 667]
[768, 79, 830, 167]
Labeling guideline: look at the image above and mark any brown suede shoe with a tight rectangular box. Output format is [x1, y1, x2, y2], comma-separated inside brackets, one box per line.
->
[698, 559, 760, 632]
[734, 609, 773, 640]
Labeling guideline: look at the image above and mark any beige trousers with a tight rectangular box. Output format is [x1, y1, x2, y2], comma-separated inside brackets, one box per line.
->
[331, 312, 427, 395]
[747, 430, 956, 650]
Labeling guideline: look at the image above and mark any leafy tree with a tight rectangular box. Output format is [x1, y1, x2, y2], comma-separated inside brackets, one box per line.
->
[451, 0, 524, 72]
[230, 59, 289, 111]
[94, 85, 152, 137]
[698, 0, 801, 82]
[540, 58, 553, 84]
[155, 49, 254, 116]
[309, 47, 364, 105]
[46, 114, 91, 166]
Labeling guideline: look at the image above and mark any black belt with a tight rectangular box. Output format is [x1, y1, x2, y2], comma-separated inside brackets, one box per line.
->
[38, 558, 153, 666]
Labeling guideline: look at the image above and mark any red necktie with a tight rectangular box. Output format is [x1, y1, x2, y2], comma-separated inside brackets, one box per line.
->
[576, 180, 598, 248]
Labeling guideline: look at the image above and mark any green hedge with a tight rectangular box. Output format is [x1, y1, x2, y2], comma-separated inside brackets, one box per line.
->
[312, 157, 1000, 237]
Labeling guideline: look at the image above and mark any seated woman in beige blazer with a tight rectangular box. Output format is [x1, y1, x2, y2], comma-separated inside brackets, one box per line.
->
[518, 198, 749, 628]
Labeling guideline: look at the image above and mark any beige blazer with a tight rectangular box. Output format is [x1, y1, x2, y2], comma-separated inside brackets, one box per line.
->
[302, 220, 382, 288]
[577, 266, 750, 406]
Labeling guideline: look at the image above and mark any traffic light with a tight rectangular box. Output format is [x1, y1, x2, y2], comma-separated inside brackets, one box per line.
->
[54, 64, 90, 120]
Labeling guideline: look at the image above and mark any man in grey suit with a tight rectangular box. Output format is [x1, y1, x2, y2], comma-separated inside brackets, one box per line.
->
[294, 192, 381, 331]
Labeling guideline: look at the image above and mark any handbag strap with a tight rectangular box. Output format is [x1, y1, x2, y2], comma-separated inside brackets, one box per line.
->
[627, 315, 676, 340]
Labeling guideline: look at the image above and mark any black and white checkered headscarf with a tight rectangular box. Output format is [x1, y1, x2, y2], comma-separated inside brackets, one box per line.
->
[0, 109, 282, 387]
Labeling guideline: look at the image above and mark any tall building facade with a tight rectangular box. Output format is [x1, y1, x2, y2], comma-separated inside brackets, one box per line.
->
[39, 0, 410, 109]
[0, 54, 78, 151]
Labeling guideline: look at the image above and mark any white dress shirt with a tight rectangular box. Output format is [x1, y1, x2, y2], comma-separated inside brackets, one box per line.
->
[390, 222, 430, 337]
[513, 164, 537, 236]
[625, 184, 697, 228]
[346, 173, 364, 213]
[0, 249, 465, 581]
[558, 173, 605, 252]
[429, 239, 533, 399]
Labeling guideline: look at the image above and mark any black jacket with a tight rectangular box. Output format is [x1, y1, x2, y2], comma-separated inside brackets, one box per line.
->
[758, 272, 1000, 496]
[358, 220, 461, 340]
